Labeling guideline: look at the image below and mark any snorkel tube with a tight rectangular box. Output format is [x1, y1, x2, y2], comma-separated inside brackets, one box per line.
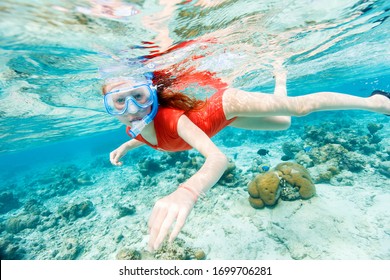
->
[127, 86, 158, 138]
[127, 75, 158, 138]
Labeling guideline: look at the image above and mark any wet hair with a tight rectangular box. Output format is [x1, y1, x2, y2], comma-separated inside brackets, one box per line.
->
[152, 69, 206, 112]
[102, 83, 116, 95]
[101, 78, 141, 95]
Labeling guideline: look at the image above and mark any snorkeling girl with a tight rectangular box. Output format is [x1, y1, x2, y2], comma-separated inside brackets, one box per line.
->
[102, 68, 390, 251]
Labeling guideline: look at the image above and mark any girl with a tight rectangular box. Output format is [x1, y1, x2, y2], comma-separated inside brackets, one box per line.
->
[103, 67, 389, 251]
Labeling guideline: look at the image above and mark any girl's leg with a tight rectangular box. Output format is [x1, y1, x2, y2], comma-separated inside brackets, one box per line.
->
[229, 116, 291, 130]
[273, 64, 287, 97]
[224, 85, 390, 119]
[228, 69, 291, 130]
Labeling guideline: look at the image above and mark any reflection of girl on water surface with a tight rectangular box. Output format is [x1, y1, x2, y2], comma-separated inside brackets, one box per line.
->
[102, 39, 390, 251]
[53, 0, 139, 21]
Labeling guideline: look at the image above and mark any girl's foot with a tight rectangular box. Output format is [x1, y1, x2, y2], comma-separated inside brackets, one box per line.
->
[370, 90, 390, 115]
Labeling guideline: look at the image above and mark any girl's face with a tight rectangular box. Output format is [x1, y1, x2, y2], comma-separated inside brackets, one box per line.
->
[104, 80, 152, 126]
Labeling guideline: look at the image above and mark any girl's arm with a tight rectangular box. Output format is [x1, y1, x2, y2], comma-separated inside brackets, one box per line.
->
[110, 139, 145, 166]
[176, 115, 229, 197]
[148, 115, 229, 250]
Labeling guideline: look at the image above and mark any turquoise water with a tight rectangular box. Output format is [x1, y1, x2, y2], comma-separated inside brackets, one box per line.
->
[0, 0, 389, 260]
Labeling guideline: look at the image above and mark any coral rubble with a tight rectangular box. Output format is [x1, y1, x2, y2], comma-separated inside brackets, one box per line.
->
[116, 238, 206, 260]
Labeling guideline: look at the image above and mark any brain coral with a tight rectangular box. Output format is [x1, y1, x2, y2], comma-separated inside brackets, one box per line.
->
[248, 172, 281, 208]
[248, 162, 316, 209]
[275, 162, 316, 199]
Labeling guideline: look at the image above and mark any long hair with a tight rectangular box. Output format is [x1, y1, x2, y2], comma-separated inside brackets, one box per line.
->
[152, 66, 229, 112]
[152, 68, 206, 112]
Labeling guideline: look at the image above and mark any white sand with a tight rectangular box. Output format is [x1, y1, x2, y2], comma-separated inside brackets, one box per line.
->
[184, 183, 390, 259]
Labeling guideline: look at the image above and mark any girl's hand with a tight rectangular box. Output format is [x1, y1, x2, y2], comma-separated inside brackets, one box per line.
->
[148, 188, 197, 251]
[109, 143, 129, 166]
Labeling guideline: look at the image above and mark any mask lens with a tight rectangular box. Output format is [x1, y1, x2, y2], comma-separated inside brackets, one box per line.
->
[104, 85, 153, 115]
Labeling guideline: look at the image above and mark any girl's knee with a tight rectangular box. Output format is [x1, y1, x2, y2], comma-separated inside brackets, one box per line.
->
[222, 88, 238, 119]
[276, 116, 291, 130]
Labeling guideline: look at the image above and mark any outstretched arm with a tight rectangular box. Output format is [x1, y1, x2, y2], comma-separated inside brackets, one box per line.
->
[148, 115, 229, 251]
[110, 139, 145, 166]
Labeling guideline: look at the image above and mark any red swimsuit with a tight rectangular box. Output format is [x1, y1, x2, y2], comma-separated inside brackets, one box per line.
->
[126, 90, 236, 152]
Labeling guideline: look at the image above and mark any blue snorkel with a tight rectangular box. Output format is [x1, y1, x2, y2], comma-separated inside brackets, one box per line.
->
[127, 84, 158, 138]
[126, 73, 158, 138]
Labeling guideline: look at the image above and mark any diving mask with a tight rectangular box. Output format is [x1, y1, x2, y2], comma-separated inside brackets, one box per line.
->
[104, 84, 155, 116]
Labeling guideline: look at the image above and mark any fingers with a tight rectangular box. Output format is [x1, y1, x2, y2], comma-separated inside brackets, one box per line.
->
[153, 209, 178, 250]
[109, 151, 123, 166]
[147, 191, 195, 251]
[148, 206, 192, 251]
[148, 205, 168, 250]
[169, 207, 190, 243]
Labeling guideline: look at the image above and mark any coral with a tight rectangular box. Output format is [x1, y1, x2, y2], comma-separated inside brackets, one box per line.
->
[0, 192, 20, 214]
[175, 153, 204, 183]
[218, 159, 245, 188]
[152, 239, 206, 260]
[0, 236, 26, 259]
[340, 151, 366, 172]
[312, 144, 348, 164]
[248, 172, 281, 207]
[3, 199, 55, 234]
[378, 161, 390, 178]
[58, 200, 95, 221]
[116, 248, 142, 260]
[295, 143, 369, 174]
[5, 214, 40, 234]
[54, 238, 83, 260]
[116, 204, 136, 218]
[124, 174, 143, 191]
[117, 238, 206, 260]
[138, 157, 164, 176]
[175, 154, 245, 188]
[308, 160, 340, 183]
[302, 123, 381, 154]
[161, 151, 190, 165]
[294, 151, 314, 168]
[275, 162, 315, 199]
[24, 199, 51, 216]
[368, 134, 382, 145]
[137, 151, 193, 178]
[250, 157, 273, 173]
[330, 170, 354, 186]
[282, 141, 303, 159]
[279, 180, 300, 201]
[248, 196, 265, 209]
[193, 249, 207, 260]
[75, 173, 94, 186]
[153, 239, 191, 260]
[302, 125, 324, 143]
[248, 162, 316, 209]
[367, 123, 383, 135]
[30, 164, 96, 199]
